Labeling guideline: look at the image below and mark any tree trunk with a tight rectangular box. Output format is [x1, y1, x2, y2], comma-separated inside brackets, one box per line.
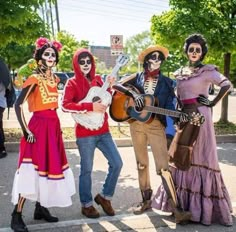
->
[220, 52, 231, 122]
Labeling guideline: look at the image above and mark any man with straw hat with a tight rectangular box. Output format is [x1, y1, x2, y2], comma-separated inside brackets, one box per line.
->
[112, 45, 190, 224]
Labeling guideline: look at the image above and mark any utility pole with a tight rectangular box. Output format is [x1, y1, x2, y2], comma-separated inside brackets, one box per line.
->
[49, 1, 55, 37]
[55, 0, 60, 33]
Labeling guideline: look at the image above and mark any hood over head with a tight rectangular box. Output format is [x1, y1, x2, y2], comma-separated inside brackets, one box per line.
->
[72, 48, 96, 81]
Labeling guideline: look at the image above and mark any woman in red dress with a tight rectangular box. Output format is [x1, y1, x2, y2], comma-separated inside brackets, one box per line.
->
[10, 37, 76, 232]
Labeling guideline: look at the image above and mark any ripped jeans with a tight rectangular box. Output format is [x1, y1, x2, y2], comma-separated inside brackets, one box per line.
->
[130, 119, 169, 191]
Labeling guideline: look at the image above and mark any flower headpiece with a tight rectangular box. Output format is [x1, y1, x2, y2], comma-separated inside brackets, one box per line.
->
[35, 37, 62, 52]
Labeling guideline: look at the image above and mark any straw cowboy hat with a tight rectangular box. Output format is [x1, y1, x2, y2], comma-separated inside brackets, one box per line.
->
[138, 45, 169, 63]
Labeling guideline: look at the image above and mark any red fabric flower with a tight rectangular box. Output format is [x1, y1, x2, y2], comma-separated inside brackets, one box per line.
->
[35, 37, 49, 49]
[52, 40, 63, 52]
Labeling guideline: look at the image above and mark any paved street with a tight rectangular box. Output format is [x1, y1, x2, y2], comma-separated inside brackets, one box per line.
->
[1, 91, 236, 231]
[0, 144, 236, 232]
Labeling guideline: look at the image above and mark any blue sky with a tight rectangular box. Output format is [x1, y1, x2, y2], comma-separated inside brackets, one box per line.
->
[57, 0, 169, 46]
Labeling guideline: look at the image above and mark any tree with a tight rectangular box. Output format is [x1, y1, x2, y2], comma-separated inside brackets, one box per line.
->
[56, 30, 89, 71]
[124, 31, 154, 72]
[0, 43, 34, 74]
[0, 0, 54, 48]
[151, 0, 236, 122]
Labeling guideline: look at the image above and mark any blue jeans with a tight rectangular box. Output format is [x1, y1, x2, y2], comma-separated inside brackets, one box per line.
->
[76, 132, 123, 207]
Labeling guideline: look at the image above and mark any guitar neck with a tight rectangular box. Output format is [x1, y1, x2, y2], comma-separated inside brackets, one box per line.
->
[100, 65, 120, 92]
[144, 105, 181, 118]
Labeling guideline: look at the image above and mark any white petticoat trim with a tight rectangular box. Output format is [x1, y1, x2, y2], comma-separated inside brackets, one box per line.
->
[11, 163, 76, 208]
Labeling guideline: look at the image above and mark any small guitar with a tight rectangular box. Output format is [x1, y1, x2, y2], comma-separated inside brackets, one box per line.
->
[72, 54, 129, 130]
[110, 92, 205, 126]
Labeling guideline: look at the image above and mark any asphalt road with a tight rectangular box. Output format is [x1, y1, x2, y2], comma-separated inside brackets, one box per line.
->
[0, 144, 236, 232]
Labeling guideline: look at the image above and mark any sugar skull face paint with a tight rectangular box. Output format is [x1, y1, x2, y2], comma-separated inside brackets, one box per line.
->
[147, 51, 162, 71]
[187, 43, 202, 63]
[42, 48, 56, 68]
[79, 56, 92, 75]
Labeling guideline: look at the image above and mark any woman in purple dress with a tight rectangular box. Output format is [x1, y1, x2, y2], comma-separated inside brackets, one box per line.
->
[152, 34, 233, 226]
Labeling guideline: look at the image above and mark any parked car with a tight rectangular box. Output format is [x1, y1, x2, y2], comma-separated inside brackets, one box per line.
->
[66, 72, 74, 78]
[54, 72, 69, 90]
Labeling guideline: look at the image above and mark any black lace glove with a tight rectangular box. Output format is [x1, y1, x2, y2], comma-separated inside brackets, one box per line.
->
[179, 112, 189, 123]
[23, 130, 36, 143]
[129, 90, 145, 109]
[197, 94, 215, 107]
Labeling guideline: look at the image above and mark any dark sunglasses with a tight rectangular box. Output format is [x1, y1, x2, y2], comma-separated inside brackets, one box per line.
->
[79, 60, 91, 65]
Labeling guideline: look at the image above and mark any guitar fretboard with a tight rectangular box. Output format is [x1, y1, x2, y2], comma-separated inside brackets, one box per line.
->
[144, 105, 181, 118]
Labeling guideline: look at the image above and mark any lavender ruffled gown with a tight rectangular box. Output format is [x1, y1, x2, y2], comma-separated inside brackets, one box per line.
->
[152, 65, 233, 226]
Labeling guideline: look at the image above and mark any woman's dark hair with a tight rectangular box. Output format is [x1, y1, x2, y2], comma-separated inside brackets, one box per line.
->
[143, 51, 165, 69]
[34, 44, 59, 64]
[183, 34, 208, 61]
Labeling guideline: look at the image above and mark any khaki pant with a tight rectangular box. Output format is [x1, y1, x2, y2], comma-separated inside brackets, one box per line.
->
[130, 119, 168, 191]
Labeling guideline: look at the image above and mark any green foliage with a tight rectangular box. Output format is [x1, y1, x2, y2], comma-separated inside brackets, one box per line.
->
[0, 42, 34, 71]
[124, 31, 154, 70]
[56, 30, 89, 71]
[214, 121, 236, 135]
[151, 0, 236, 72]
[0, 0, 53, 47]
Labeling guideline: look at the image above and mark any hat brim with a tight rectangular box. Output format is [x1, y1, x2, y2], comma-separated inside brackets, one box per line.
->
[138, 45, 169, 63]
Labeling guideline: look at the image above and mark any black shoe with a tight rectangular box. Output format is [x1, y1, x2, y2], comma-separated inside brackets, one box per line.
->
[34, 202, 58, 222]
[0, 150, 7, 159]
[11, 210, 28, 232]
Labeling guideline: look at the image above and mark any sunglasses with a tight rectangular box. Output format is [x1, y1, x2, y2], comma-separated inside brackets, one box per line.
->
[79, 59, 91, 65]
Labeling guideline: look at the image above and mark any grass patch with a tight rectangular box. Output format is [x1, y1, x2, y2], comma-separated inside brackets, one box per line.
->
[214, 121, 236, 135]
[4, 121, 236, 143]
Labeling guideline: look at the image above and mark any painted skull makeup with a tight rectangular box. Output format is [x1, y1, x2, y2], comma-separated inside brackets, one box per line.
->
[187, 43, 202, 63]
[79, 56, 92, 75]
[147, 51, 162, 71]
[42, 47, 56, 68]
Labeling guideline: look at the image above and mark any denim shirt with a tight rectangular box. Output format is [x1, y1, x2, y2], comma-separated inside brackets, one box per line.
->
[125, 72, 176, 126]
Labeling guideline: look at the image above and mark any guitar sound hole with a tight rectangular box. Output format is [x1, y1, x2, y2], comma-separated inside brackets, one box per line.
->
[135, 106, 143, 112]
[93, 96, 101, 102]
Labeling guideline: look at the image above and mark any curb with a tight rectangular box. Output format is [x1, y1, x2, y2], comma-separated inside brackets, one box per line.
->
[4, 135, 236, 153]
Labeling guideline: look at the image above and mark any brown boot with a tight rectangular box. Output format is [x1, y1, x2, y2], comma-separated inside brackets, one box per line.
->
[94, 194, 115, 216]
[81, 206, 100, 218]
[133, 189, 153, 215]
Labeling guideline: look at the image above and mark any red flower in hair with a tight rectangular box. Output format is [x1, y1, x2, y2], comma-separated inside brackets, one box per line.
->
[35, 37, 49, 49]
[52, 40, 63, 52]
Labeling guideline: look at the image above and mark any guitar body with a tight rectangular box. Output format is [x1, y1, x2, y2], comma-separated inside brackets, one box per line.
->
[72, 87, 112, 130]
[109, 91, 155, 123]
[109, 91, 131, 122]
[71, 54, 129, 130]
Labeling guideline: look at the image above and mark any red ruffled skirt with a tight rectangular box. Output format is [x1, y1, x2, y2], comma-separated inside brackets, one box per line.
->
[11, 110, 75, 207]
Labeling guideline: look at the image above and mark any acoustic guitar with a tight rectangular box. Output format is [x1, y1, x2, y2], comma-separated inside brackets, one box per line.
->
[109, 91, 205, 126]
[71, 54, 129, 130]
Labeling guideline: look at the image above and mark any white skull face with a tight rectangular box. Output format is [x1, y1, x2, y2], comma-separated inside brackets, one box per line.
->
[42, 47, 56, 68]
[147, 51, 162, 71]
[79, 56, 92, 76]
[187, 43, 202, 63]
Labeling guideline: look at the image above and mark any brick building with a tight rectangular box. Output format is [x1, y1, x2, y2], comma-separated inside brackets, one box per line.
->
[89, 45, 117, 69]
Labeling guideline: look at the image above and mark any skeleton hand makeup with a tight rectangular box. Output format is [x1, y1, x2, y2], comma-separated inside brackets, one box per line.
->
[187, 43, 202, 64]
[147, 51, 162, 71]
[79, 56, 92, 76]
[42, 47, 56, 68]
